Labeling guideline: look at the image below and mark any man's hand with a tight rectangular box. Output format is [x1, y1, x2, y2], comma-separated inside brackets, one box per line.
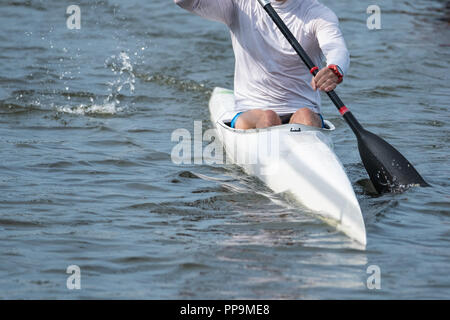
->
[310, 67, 340, 92]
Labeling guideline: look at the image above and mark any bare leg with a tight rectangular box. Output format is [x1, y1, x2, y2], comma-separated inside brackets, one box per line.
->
[235, 109, 281, 129]
[289, 107, 322, 128]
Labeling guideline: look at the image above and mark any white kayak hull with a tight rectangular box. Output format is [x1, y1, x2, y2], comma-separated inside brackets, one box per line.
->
[209, 87, 367, 246]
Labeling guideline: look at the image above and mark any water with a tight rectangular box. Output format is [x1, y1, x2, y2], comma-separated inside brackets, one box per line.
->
[0, 0, 448, 299]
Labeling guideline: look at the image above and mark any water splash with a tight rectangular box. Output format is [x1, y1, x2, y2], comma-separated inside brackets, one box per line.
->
[56, 52, 135, 115]
[105, 51, 136, 105]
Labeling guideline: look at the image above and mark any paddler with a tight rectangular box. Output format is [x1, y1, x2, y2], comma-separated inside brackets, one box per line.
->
[174, 0, 349, 129]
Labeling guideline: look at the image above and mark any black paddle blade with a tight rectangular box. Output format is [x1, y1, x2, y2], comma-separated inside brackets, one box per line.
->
[357, 129, 429, 194]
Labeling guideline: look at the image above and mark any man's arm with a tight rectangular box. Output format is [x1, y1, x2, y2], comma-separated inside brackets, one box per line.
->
[174, 0, 235, 26]
[309, 9, 350, 92]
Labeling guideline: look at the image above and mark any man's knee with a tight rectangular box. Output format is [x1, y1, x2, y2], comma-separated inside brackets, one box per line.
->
[293, 107, 314, 118]
[290, 108, 321, 127]
[235, 109, 281, 129]
[257, 110, 281, 128]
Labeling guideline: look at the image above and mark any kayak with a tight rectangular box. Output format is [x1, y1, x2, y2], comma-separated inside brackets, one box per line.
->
[209, 87, 367, 246]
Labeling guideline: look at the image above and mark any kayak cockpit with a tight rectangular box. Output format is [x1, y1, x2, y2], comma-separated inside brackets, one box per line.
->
[221, 112, 335, 131]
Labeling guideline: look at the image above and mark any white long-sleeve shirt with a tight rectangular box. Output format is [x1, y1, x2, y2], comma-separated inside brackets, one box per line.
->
[175, 0, 349, 114]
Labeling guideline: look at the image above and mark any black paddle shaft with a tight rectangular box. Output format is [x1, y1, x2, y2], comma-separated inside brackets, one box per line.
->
[259, 1, 429, 193]
[261, 3, 362, 133]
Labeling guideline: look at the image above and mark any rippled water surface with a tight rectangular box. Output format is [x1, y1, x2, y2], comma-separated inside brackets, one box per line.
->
[0, 0, 449, 299]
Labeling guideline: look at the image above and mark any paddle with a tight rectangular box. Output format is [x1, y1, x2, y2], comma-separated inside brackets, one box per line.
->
[257, 0, 429, 194]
